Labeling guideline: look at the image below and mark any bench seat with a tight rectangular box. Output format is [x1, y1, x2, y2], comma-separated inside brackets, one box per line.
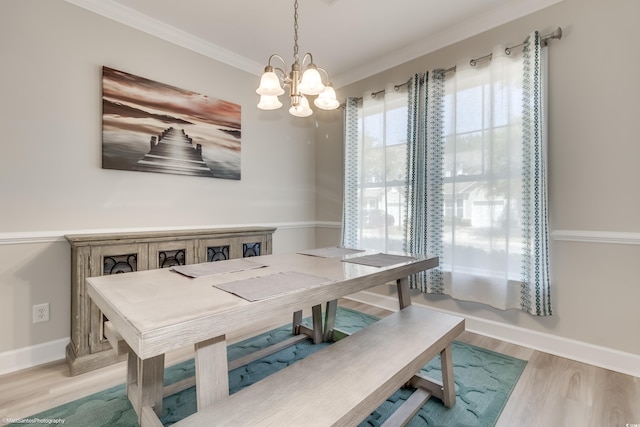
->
[174, 305, 465, 427]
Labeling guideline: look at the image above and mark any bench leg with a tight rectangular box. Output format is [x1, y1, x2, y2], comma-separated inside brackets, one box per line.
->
[195, 335, 229, 410]
[408, 345, 456, 408]
[440, 345, 456, 408]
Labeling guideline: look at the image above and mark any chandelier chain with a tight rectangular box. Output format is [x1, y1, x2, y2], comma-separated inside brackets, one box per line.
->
[293, 0, 299, 63]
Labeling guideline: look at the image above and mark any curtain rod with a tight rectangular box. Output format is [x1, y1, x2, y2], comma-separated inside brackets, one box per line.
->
[362, 27, 562, 100]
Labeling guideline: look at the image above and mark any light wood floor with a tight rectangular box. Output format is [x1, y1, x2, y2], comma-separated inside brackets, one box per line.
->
[1, 298, 639, 427]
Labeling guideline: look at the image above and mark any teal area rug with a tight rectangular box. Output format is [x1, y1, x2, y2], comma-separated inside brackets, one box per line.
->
[12, 307, 526, 426]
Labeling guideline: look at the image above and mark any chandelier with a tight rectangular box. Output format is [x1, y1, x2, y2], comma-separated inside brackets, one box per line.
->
[256, 0, 340, 117]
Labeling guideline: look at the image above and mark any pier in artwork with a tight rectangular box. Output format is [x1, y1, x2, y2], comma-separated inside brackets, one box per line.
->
[135, 127, 214, 177]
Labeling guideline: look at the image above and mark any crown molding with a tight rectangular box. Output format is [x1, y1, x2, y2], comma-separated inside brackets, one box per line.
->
[63, 0, 263, 76]
[333, 0, 565, 87]
[64, 0, 564, 87]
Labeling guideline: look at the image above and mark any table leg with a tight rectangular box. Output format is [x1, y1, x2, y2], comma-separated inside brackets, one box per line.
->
[195, 335, 229, 410]
[292, 310, 303, 334]
[294, 305, 324, 343]
[323, 299, 338, 341]
[126, 351, 137, 401]
[311, 304, 323, 344]
[126, 351, 164, 425]
[396, 276, 412, 309]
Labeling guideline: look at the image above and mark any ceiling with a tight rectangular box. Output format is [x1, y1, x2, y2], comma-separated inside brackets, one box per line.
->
[66, 0, 561, 88]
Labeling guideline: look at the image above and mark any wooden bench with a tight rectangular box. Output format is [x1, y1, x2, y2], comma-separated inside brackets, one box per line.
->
[174, 305, 465, 427]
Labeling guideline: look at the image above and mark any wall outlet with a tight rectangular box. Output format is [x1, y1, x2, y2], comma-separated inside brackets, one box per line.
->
[33, 303, 50, 323]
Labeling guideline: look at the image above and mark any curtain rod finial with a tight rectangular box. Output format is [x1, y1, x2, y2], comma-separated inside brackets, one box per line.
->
[542, 27, 562, 46]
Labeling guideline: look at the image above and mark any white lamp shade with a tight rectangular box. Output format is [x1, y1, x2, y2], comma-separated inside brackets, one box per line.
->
[298, 67, 325, 95]
[257, 94, 283, 110]
[314, 85, 340, 110]
[256, 71, 285, 96]
[289, 96, 313, 117]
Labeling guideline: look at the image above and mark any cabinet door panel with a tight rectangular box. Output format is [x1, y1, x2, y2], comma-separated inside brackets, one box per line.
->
[102, 253, 139, 274]
[233, 236, 267, 258]
[197, 238, 233, 263]
[207, 245, 231, 262]
[89, 244, 148, 353]
[149, 240, 196, 269]
[242, 242, 262, 257]
[91, 244, 149, 276]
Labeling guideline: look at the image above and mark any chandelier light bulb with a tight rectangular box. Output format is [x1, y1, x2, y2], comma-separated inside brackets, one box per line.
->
[298, 67, 325, 96]
[257, 94, 283, 110]
[256, 71, 285, 96]
[289, 95, 313, 117]
[314, 84, 340, 110]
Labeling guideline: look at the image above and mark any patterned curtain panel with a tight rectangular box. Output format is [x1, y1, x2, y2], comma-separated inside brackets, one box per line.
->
[404, 32, 552, 315]
[521, 32, 552, 315]
[404, 72, 446, 293]
[341, 97, 360, 249]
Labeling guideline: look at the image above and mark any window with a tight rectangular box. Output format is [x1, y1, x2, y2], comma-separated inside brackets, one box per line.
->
[344, 34, 551, 314]
[343, 87, 408, 252]
[441, 54, 525, 287]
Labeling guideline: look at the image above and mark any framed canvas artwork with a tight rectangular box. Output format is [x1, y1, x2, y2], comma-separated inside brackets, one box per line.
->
[102, 66, 241, 180]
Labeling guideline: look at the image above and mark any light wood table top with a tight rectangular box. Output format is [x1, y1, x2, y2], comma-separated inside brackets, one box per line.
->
[87, 251, 438, 360]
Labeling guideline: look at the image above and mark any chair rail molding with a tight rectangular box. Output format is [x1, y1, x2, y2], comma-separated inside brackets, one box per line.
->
[4, 227, 638, 246]
[0, 222, 329, 246]
[551, 230, 640, 245]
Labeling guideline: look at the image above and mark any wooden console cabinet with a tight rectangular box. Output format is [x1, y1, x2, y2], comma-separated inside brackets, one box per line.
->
[65, 226, 275, 376]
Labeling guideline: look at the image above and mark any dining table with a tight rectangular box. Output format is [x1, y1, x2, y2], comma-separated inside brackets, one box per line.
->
[86, 247, 439, 427]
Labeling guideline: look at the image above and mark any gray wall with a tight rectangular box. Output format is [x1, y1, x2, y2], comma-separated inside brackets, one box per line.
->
[0, 0, 335, 365]
[316, 0, 640, 364]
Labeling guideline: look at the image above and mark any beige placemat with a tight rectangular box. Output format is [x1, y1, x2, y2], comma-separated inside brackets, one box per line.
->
[297, 246, 365, 258]
[214, 271, 334, 301]
[341, 253, 417, 268]
[171, 259, 266, 278]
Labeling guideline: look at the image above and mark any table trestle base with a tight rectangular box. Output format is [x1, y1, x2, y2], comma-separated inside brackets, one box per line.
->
[126, 352, 164, 425]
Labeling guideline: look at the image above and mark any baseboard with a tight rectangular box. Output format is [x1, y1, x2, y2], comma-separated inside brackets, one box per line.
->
[345, 291, 640, 378]
[0, 338, 69, 376]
